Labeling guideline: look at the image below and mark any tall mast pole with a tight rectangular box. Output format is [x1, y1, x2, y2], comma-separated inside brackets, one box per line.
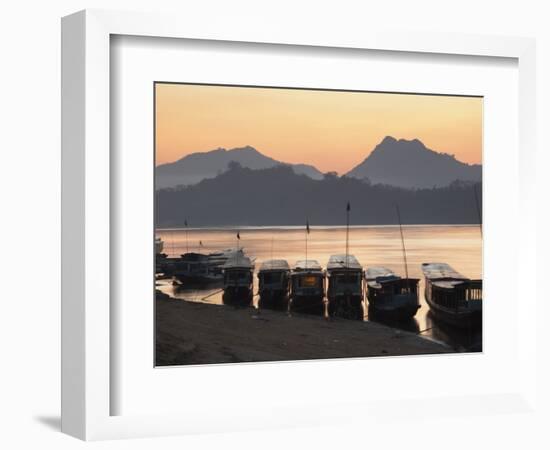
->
[305, 219, 309, 269]
[184, 219, 189, 253]
[345, 202, 350, 267]
[395, 205, 409, 280]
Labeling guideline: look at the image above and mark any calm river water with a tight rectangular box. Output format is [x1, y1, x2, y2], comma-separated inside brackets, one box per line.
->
[156, 225, 482, 351]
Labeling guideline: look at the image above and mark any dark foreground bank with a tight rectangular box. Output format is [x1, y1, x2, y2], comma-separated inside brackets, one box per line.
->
[155, 292, 453, 366]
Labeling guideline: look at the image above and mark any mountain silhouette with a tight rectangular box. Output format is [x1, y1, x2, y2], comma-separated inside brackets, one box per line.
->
[156, 145, 324, 189]
[346, 136, 482, 188]
[157, 164, 482, 227]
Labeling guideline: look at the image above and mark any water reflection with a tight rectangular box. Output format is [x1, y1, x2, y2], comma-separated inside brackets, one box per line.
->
[367, 307, 421, 334]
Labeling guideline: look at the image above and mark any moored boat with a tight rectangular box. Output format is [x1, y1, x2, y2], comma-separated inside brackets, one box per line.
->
[326, 255, 364, 320]
[257, 259, 290, 310]
[171, 247, 244, 285]
[421, 262, 482, 328]
[365, 267, 420, 319]
[289, 260, 326, 315]
[222, 255, 254, 306]
[173, 252, 219, 284]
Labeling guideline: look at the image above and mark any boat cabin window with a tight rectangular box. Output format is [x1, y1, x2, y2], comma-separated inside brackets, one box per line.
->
[296, 275, 321, 288]
[262, 272, 283, 284]
[226, 271, 252, 282]
[333, 273, 360, 285]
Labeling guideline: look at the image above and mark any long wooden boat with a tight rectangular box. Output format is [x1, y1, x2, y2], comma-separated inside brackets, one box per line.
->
[170, 248, 244, 284]
[326, 255, 364, 320]
[172, 252, 216, 284]
[222, 255, 254, 306]
[257, 259, 290, 310]
[421, 262, 482, 328]
[364, 267, 420, 319]
[289, 260, 326, 315]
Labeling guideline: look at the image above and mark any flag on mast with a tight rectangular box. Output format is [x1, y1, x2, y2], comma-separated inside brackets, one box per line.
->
[237, 232, 240, 240]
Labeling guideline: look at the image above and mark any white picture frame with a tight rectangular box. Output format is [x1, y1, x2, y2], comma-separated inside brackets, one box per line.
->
[61, 9, 537, 441]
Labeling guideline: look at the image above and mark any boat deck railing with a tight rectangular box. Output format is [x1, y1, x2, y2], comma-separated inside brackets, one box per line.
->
[464, 280, 482, 301]
[430, 279, 483, 310]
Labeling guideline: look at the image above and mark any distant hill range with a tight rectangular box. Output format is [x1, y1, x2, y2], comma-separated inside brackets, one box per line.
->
[346, 136, 482, 188]
[157, 164, 482, 227]
[157, 138, 481, 190]
[156, 145, 324, 189]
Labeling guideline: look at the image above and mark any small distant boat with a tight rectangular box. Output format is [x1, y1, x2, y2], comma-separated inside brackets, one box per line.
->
[257, 259, 290, 309]
[289, 260, 326, 315]
[222, 255, 254, 306]
[365, 267, 420, 319]
[422, 263, 482, 328]
[326, 255, 364, 320]
[155, 236, 164, 255]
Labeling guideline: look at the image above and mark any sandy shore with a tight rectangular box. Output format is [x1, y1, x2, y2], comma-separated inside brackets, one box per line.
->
[155, 292, 452, 366]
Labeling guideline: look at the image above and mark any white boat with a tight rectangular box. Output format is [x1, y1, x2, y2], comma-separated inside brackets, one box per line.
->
[326, 255, 364, 320]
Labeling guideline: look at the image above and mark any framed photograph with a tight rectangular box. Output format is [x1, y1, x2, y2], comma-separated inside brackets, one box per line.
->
[153, 81, 483, 366]
[62, 9, 537, 440]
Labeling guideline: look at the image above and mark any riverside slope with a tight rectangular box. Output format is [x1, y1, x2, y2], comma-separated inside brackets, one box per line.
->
[155, 293, 451, 366]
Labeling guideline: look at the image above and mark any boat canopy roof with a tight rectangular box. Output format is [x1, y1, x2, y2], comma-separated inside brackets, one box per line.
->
[223, 255, 253, 270]
[326, 255, 362, 271]
[431, 280, 466, 290]
[421, 263, 467, 280]
[259, 259, 290, 272]
[364, 266, 396, 281]
[293, 260, 323, 272]
[180, 252, 208, 261]
[209, 247, 243, 257]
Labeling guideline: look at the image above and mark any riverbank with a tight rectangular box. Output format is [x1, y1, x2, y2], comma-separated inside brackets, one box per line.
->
[155, 292, 452, 366]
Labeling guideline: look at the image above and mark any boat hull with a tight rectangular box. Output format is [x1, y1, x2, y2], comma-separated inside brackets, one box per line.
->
[222, 286, 253, 306]
[366, 292, 420, 320]
[258, 289, 289, 310]
[290, 295, 324, 315]
[173, 273, 223, 285]
[328, 294, 364, 320]
[425, 296, 482, 329]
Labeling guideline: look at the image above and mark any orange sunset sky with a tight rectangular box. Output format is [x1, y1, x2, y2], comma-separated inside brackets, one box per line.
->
[155, 83, 482, 174]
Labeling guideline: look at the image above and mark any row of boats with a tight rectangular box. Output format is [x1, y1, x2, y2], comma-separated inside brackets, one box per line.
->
[156, 242, 482, 328]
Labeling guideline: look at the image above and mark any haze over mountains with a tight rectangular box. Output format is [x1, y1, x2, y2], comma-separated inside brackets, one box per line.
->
[156, 146, 324, 189]
[156, 137, 481, 190]
[157, 164, 482, 227]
